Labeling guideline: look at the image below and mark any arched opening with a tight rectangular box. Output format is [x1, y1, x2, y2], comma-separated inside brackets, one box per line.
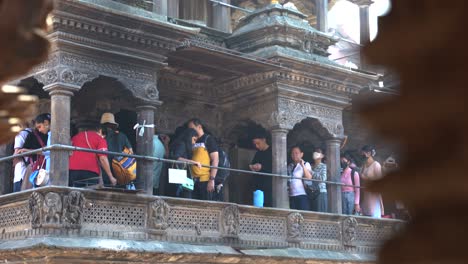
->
[288, 117, 331, 163]
[18, 77, 50, 118]
[224, 119, 269, 205]
[71, 76, 138, 149]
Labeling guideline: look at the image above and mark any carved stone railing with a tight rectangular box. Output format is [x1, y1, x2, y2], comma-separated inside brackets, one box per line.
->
[0, 187, 403, 262]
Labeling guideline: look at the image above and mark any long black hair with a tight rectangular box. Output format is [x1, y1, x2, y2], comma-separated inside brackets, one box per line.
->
[179, 128, 198, 159]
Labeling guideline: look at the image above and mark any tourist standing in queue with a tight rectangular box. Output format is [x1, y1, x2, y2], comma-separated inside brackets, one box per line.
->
[69, 123, 117, 187]
[12, 122, 33, 192]
[100, 112, 133, 187]
[360, 145, 384, 218]
[287, 146, 312, 211]
[340, 154, 361, 215]
[18, 114, 50, 189]
[310, 148, 328, 212]
[169, 128, 202, 198]
[187, 118, 219, 201]
[152, 133, 170, 195]
[249, 132, 273, 207]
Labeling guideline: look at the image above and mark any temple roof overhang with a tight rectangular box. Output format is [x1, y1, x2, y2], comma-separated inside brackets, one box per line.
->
[167, 39, 282, 81]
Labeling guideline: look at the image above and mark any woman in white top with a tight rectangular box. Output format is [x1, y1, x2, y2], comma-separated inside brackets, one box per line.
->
[360, 145, 384, 218]
[287, 146, 312, 211]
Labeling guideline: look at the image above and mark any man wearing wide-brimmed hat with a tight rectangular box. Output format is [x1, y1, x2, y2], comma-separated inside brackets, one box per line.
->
[100, 112, 133, 186]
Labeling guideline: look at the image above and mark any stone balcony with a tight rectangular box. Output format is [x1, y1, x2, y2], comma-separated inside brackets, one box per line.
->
[0, 186, 403, 263]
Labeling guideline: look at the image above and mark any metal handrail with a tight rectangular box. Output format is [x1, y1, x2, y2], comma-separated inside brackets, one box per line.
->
[0, 144, 366, 189]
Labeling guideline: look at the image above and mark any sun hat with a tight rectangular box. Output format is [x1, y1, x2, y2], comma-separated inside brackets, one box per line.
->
[100, 112, 118, 127]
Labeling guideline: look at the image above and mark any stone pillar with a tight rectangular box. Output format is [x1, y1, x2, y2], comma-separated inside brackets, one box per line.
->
[46, 85, 74, 186]
[208, 0, 231, 33]
[153, 0, 167, 16]
[355, 0, 373, 69]
[136, 106, 156, 195]
[167, 0, 179, 18]
[315, 0, 328, 32]
[179, 0, 208, 25]
[326, 138, 342, 214]
[271, 129, 289, 209]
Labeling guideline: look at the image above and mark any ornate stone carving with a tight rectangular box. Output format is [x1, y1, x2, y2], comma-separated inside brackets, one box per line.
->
[43, 192, 62, 225]
[63, 191, 86, 227]
[220, 205, 240, 238]
[34, 67, 98, 88]
[35, 69, 58, 86]
[287, 212, 304, 242]
[149, 198, 170, 230]
[29, 191, 86, 229]
[144, 83, 159, 100]
[342, 217, 358, 247]
[29, 192, 44, 229]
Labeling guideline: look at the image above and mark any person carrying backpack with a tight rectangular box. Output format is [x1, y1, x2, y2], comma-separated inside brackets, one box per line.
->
[187, 118, 219, 201]
[340, 154, 361, 215]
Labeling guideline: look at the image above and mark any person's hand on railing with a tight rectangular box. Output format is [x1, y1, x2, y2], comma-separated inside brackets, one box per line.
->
[191, 161, 202, 169]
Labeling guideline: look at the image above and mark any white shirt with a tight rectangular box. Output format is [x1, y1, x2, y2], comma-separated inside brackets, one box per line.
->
[288, 161, 312, 197]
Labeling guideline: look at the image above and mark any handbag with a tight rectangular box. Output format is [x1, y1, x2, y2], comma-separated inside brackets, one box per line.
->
[29, 156, 46, 186]
[112, 146, 137, 185]
[26, 130, 47, 188]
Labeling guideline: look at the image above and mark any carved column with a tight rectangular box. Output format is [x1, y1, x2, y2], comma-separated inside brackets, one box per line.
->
[326, 138, 342, 214]
[179, 0, 208, 25]
[35, 66, 98, 186]
[167, 0, 179, 18]
[208, 0, 231, 32]
[315, 0, 328, 32]
[136, 106, 156, 195]
[271, 128, 289, 209]
[153, 0, 167, 16]
[44, 84, 75, 186]
[354, 0, 373, 69]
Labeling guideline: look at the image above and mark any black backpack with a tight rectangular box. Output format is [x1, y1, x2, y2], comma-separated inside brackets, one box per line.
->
[215, 148, 231, 184]
[204, 135, 231, 184]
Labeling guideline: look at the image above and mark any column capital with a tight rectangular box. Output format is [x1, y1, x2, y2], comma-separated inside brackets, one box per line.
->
[44, 83, 78, 97]
[326, 137, 343, 145]
[136, 105, 158, 112]
[350, 0, 373, 7]
[270, 128, 290, 134]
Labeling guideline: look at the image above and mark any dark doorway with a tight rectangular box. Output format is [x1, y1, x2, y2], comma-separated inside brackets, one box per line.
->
[115, 110, 137, 151]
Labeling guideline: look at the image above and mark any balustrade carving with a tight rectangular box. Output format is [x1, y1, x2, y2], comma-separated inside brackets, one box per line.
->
[29, 190, 86, 229]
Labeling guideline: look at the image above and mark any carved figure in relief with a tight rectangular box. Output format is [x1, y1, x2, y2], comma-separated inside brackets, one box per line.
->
[342, 217, 358, 246]
[287, 212, 304, 240]
[63, 191, 85, 226]
[43, 192, 62, 224]
[150, 198, 170, 230]
[221, 205, 240, 237]
[29, 192, 44, 228]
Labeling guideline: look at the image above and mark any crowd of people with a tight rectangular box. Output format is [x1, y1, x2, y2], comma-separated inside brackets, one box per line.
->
[11, 113, 404, 218]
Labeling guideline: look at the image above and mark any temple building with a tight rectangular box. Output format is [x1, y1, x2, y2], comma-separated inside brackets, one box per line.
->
[0, 0, 402, 263]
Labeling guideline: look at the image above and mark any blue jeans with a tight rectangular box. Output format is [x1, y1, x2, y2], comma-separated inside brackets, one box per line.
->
[13, 180, 22, 193]
[342, 191, 355, 215]
[289, 195, 310, 211]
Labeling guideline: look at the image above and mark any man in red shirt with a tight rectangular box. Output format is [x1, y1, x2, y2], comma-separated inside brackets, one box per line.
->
[69, 124, 117, 187]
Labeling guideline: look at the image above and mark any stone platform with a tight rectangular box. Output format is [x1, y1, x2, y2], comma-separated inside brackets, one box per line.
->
[0, 187, 403, 263]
